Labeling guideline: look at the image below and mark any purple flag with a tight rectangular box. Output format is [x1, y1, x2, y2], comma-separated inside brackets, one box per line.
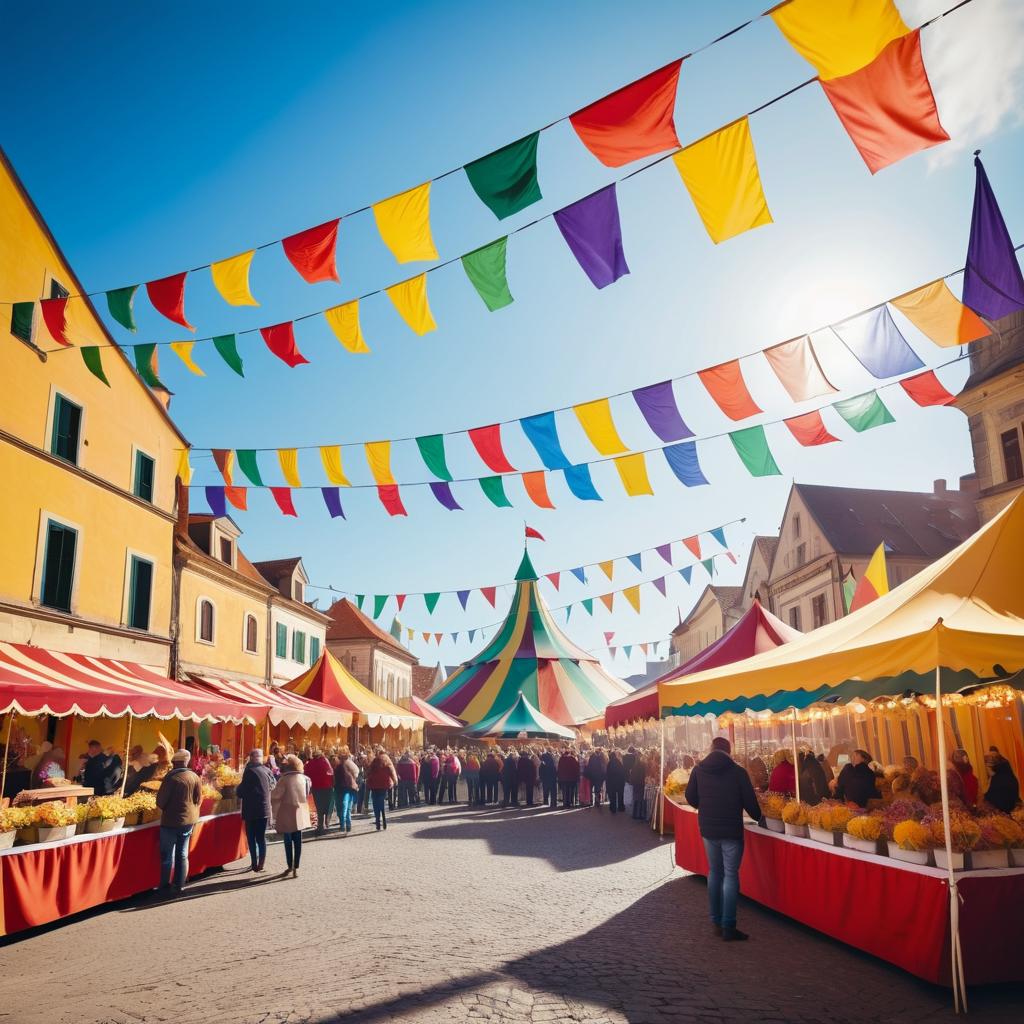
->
[205, 486, 227, 518]
[833, 306, 922, 379]
[963, 155, 1024, 320]
[553, 184, 629, 289]
[655, 543, 673, 565]
[632, 380, 692, 442]
[429, 481, 463, 511]
[321, 487, 346, 519]
[652, 576, 667, 597]
[457, 589, 470, 610]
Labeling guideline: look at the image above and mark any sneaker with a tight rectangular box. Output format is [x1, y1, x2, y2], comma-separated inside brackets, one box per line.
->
[722, 927, 748, 942]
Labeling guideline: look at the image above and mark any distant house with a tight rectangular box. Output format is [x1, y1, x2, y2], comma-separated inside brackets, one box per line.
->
[738, 536, 778, 615]
[670, 585, 744, 665]
[412, 663, 445, 700]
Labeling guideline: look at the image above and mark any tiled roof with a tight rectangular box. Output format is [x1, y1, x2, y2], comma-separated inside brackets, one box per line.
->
[175, 532, 273, 591]
[411, 664, 440, 698]
[326, 598, 414, 659]
[671, 585, 743, 635]
[753, 535, 779, 566]
[251, 557, 302, 584]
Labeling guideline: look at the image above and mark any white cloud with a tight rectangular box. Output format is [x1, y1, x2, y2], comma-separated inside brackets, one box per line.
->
[900, 0, 1024, 167]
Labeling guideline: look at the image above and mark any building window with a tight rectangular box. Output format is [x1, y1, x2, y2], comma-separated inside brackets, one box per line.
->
[275, 622, 287, 658]
[41, 520, 77, 612]
[310, 636, 321, 663]
[793, 514, 801, 538]
[293, 579, 303, 602]
[50, 394, 82, 465]
[219, 537, 233, 564]
[788, 606, 802, 630]
[133, 451, 155, 503]
[244, 614, 258, 653]
[292, 630, 306, 663]
[795, 543, 807, 567]
[198, 599, 215, 643]
[811, 594, 828, 629]
[10, 301, 34, 342]
[50, 278, 69, 301]
[1002, 429, 1023, 483]
[126, 555, 153, 630]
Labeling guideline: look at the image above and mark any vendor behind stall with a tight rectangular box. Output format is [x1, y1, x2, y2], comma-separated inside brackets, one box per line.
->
[82, 740, 122, 795]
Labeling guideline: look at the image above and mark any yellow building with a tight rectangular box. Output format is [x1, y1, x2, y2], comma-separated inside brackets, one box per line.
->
[0, 147, 186, 670]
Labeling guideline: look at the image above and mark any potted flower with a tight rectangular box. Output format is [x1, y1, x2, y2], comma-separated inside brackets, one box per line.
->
[759, 792, 787, 833]
[971, 814, 1023, 869]
[888, 819, 933, 865]
[926, 812, 980, 871]
[200, 783, 222, 817]
[0, 806, 28, 849]
[806, 802, 854, 846]
[214, 764, 242, 799]
[74, 801, 90, 834]
[7, 805, 38, 845]
[842, 813, 885, 855]
[35, 800, 78, 843]
[86, 795, 130, 833]
[781, 800, 810, 838]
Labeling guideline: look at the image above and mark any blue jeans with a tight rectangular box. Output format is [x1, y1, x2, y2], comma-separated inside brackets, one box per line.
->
[702, 837, 744, 929]
[283, 831, 303, 869]
[337, 790, 354, 831]
[370, 789, 387, 826]
[159, 825, 194, 888]
[245, 817, 267, 869]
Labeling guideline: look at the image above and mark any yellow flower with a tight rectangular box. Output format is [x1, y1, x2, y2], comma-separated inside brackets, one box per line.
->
[34, 801, 78, 827]
[846, 815, 883, 841]
[781, 800, 809, 826]
[892, 819, 930, 851]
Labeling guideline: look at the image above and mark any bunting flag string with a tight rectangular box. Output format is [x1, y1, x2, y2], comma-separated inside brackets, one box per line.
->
[11, 0, 975, 343]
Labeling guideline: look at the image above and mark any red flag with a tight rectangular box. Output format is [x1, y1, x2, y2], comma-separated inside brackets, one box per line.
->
[820, 31, 948, 175]
[260, 322, 309, 367]
[784, 410, 840, 447]
[545, 572, 560, 590]
[481, 586, 497, 607]
[377, 484, 408, 517]
[899, 370, 956, 407]
[682, 536, 701, 559]
[270, 487, 297, 517]
[570, 60, 683, 167]
[525, 525, 545, 540]
[604, 631, 615, 644]
[433, 632, 443, 645]
[469, 424, 516, 473]
[396, 594, 406, 611]
[225, 486, 248, 511]
[281, 219, 341, 284]
[39, 297, 72, 347]
[146, 271, 193, 329]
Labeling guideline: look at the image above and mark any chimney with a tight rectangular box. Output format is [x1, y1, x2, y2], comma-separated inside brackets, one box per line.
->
[933, 479, 947, 496]
[174, 477, 190, 537]
[959, 473, 980, 495]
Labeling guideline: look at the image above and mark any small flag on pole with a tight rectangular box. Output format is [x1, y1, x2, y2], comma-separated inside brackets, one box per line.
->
[525, 525, 545, 541]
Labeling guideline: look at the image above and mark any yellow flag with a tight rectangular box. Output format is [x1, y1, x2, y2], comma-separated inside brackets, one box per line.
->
[623, 585, 641, 613]
[169, 341, 205, 376]
[324, 301, 370, 353]
[278, 448, 301, 487]
[372, 182, 438, 263]
[210, 250, 259, 306]
[365, 441, 395, 485]
[614, 453, 653, 497]
[599, 560, 615, 581]
[320, 446, 351, 486]
[573, 398, 627, 455]
[889, 280, 989, 348]
[770, 0, 908, 80]
[175, 448, 192, 485]
[674, 119, 772, 245]
[386, 274, 436, 335]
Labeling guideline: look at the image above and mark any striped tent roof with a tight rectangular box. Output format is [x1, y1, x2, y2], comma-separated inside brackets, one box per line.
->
[463, 692, 576, 740]
[283, 650, 424, 730]
[431, 553, 631, 728]
[409, 694, 463, 728]
[188, 674, 353, 730]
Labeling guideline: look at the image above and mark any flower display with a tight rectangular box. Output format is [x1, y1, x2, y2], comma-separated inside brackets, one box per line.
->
[34, 801, 78, 827]
[214, 764, 242, 787]
[87, 796, 132, 821]
[881, 798, 927, 840]
[201, 783, 222, 801]
[975, 814, 1024, 850]
[806, 802, 855, 833]
[662, 768, 690, 799]
[846, 814, 883, 841]
[0, 806, 34, 832]
[924, 811, 981, 853]
[892, 819, 932, 851]
[781, 800, 810, 826]
[758, 792, 788, 820]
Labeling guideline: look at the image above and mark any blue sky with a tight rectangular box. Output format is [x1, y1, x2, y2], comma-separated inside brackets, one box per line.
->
[3, 0, 1023, 675]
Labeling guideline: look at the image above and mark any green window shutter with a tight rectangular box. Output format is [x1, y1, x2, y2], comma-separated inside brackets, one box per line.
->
[133, 452, 155, 502]
[128, 556, 153, 630]
[310, 636, 321, 664]
[291, 631, 306, 663]
[275, 622, 287, 658]
[41, 521, 77, 611]
[50, 394, 82, 465]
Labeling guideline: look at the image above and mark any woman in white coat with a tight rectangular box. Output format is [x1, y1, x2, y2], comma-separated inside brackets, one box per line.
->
[270, 754, 312, 878]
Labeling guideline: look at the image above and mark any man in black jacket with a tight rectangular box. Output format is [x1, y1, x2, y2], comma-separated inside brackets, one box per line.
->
[684, 737, 762, 942]
[83, 740, 122, 796]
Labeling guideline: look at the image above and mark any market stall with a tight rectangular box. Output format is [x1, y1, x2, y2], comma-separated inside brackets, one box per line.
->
[658, 496, 1024, 1001]
[409, 694, 464, 744]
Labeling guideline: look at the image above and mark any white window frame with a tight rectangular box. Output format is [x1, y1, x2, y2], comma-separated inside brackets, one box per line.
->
[243, 612, 259, 655]
[130, 444, 157, 504]
[33, 509, 84, 614]
[195, 595, 217, 646]
[45, 384, 87, 470]
[122, 547, 157, 632]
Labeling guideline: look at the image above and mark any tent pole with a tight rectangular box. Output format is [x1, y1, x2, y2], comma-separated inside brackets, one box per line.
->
[118, 713, 134, 797]
[0, 713, 13, 801]
[791, 708, 801, 804]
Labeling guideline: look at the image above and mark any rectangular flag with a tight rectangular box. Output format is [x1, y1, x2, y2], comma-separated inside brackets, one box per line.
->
[464, 133, 542, 219]
[373, 182, 438, 264]
[889, 280, 988, 348]
[553, 184, 629, 289]
[573, 397, 627, 455]
[632, 380, 693, 442]
[833, 306, 922, 378]
[697, 359, 762, 420]
[729, 425, 781, 477]
[385, 274, 436, 335]
[763, 335, 836, 401]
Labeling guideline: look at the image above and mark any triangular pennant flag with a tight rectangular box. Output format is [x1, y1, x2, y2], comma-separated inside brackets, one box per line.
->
[462, 237, 514, 312]
[614, 453, 653, 496]
[570, 567, 587, 585]
[663, 442, 709, 487]
[481, 586, 497, 607]
[679, 565, 692, 585]
[106, 285, 138, 331]
[599, 560, 615, 581]
[429, 481, 463, 511]
[320, 446, 350, 487]
[655, 544, 673, 566]
[726, 551, 738, 564]
[569, 59, 682, 166]
[899, 370, 956, 408]
[80, 347, 110, 387]
[624, 645, 633, 659]
[175, 448, 192, 485]
[520, 411, 571, 470]
[385, 274, 436, 335]
[424, 593, 440, 615]
[640, 643, 649, 656]
[626, 553, 643, 572]
[321, 487, 345, 519]
[604, 631, 615, 645]
[324, 300, 370, 354]
[710, 527, 727, 548]
[522, 471, 555, 509]
[563, 464, 603, 502]
[833, 306, 922, 378]
[356, 595, 365, 610]
[364, 441, 395, 485]
[479, 476, 512, 508]
[525, 525, 545, 541]
[146, 272, 193, 330]
[236, 450, 264, 486]
[416, 434, 452, 481]
[609, 646, 617, 659]
[396, 594, 406, 611]
[623, 585, 641, 613]
[545, 573, 560, 591]
[553, 184, 629, 289]
[277, 449, 301, 487]
[469, 424, 516, 474]
[652, 576, 667, 597]
[702, 558, 715, 578]
[225, 486, 248, 511]
[281, 219, 340, 284]
[633, 380, 693, 442]
[270, 487, 297, 517]
[377, 484, 407, 517]
[832, 392, 896, 432]
[40, 297, 72, 347]
[849, 542, 890, 612]
[784, 410, 841, 447]
[682, 536, 701, 559]
[763, 336, 836, 402]
[133, 344, 164, 388]
[422, 632, 430, 644]
[729, 425, 782, 477]
[469, 629, 477, 643]
[373, 182, 438, 263]
[457, 590, 470, 610]
[599, 593, 614, 612]
[573, 398, 627, 456]
[373, 595, 388, 619]
[434, 633, 443, 646]
[581, 598, 594, 616]
[205, 486, 227, 518]
[889, 280, 987, 349]
[210, 250, 259, 306]
[260, 322, 309, 367]
[464, 132, 542, 219]
[673, 118, 772, 244]
[169, 340, 204, 376]
[698, 360, 761, 420]
[212, 334, 244, 376]
[452, 633, 459, 645]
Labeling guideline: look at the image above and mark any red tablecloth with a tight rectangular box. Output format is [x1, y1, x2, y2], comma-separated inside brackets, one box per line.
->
[668, 801, 1024, 986]
[0, 813, 247, 936]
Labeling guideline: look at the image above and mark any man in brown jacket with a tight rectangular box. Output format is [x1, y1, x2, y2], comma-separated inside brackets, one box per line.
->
[155, 749, 202, 893]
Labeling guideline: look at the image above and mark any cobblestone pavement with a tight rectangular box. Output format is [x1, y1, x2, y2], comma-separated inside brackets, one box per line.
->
[1, 800, 1021, 1024]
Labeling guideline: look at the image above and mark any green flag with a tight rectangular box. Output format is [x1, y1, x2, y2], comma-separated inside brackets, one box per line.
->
[373, 595, 388, 618]
[464, 132, 542, 220]
[11, 301, 34, 340]
[479, 475, 512, 508]
[80, 346, 110, 387]
[415, 434, 452, 481]
[728, 425, 781, 477]
[581, 598, 593, 616]
[133, 343, 163, 388]
[236, 450, 264, 486]
[213, 334, 244, 377]
[106, 285, 138, 332]
[462, 237, 514, 312]
[842, 574, 857, 613]
[702, 558, 715, 577]
[356, 595, 365, 610]
[832, 392, 895, 432]
[424, 592, 440, 614]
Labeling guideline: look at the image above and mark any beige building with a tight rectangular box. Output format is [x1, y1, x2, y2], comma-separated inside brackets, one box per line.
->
[956, 310, 1024, 523]
[738, 536, 778, 614]
[670, 585, 743, 664]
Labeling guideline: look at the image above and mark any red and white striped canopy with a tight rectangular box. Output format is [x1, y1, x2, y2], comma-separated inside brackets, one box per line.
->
[189, 674, 353, 730]
[0, 643, 248, 722]
[409, 694, 463, 729]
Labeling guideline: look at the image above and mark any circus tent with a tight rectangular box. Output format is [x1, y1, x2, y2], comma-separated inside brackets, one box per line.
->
[429, 550, 631, 728]
[463, 692, 576, 740]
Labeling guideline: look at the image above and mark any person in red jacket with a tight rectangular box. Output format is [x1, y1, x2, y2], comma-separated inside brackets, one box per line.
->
[305, 750, 334, 835]
[367, 748, 398, 831]
[517, 748, 538, 807]
[396, 751, 420, 808]
[557, 749, 580, 808]
[767, 750, 796, 797]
